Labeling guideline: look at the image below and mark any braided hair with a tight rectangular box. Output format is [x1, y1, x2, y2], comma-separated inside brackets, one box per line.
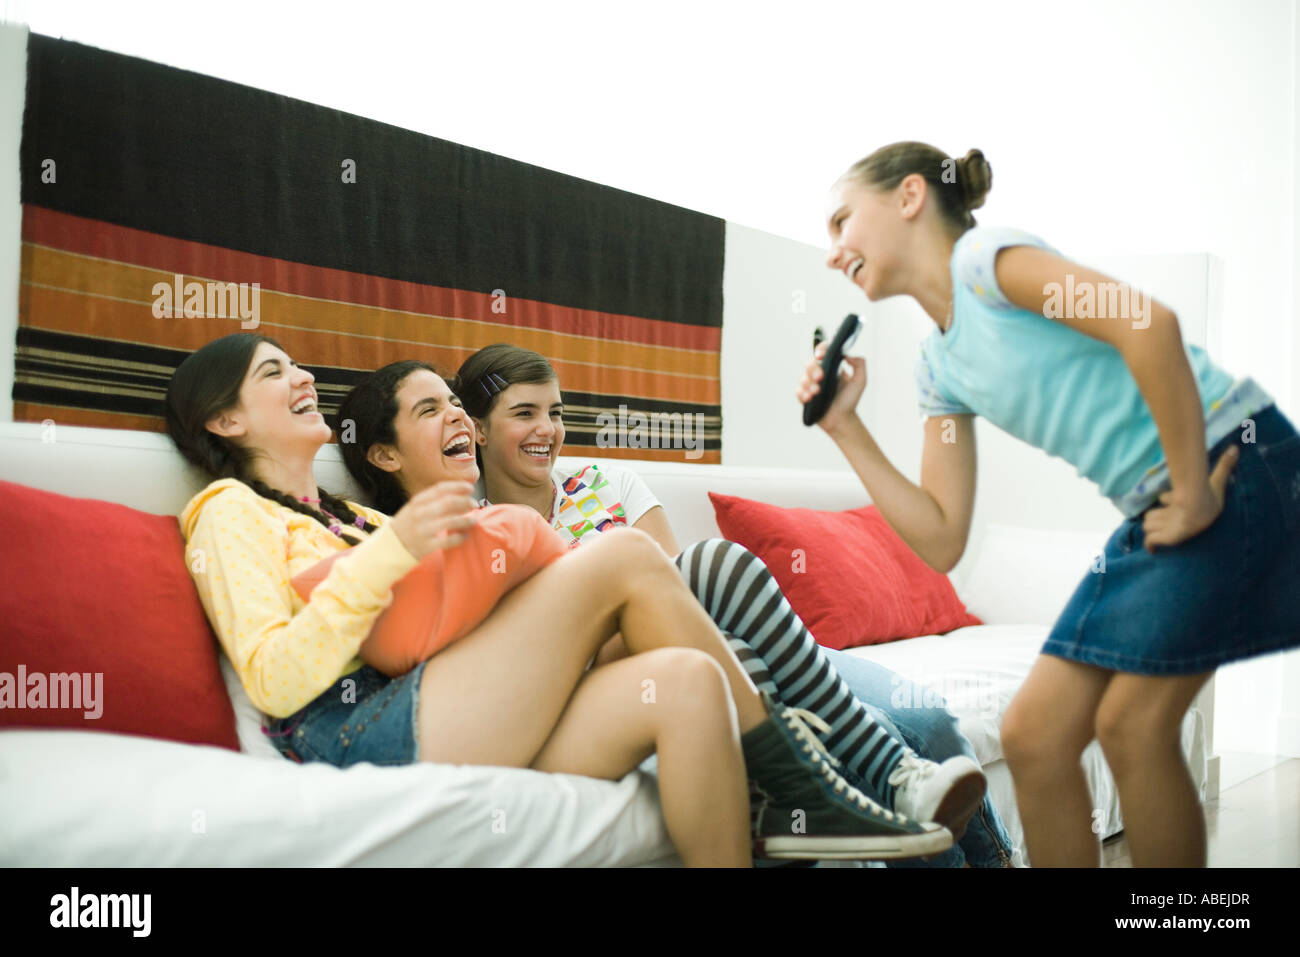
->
[164, 333, 378, 545]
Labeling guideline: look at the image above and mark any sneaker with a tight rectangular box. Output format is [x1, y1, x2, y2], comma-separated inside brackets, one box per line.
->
[742, 692, 952, 861]
[888, 752, 987, 842]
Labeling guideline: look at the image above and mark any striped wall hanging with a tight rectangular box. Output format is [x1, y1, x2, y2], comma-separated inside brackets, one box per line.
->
[16, 34, 723, 463]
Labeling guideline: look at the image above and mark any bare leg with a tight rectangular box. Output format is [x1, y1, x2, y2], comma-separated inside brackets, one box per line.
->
[1095, 671, 1212, 867]
[529, 648, 750, 866]
[1001, 654, 1115, 866]
[415, 529, 764, 765]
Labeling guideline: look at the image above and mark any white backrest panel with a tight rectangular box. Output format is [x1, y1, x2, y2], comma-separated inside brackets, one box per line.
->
[554, 456, 871, 544]
[0, 422, 364, 517]
[0, 424, 871, 546]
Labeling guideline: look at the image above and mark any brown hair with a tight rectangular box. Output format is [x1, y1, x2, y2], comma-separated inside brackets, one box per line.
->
[837, 142, 992, 234]
[453, 343, 558, 473]
[164, 333, 377, 544]
[335, 359, 444, 516]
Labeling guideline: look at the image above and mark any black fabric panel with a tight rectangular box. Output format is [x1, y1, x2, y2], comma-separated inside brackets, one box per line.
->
[20, 34, 724, 329]
[12, 328, 370, 419]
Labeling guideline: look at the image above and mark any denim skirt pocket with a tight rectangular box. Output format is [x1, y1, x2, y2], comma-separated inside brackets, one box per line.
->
[1256, 430, 1300, 535]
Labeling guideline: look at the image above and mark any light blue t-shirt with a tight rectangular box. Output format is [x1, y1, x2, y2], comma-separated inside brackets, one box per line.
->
[915, 226, 1273, 517]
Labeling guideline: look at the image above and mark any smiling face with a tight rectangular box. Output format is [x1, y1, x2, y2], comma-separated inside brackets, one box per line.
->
[824, 177, 919, 301]
[205, 340, 332, 455]
[475, 379, 564, 486]
[368, 369, 479, 497]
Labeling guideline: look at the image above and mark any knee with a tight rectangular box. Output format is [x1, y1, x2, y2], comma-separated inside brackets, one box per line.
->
[1094, 703, 1175, 774]
[594, 526, 671, 572]
[885, 699, 962, 760]
[998, 702, 1038, 772]
[639, 648, 731, 713]
[1000, 698, 1087, 775]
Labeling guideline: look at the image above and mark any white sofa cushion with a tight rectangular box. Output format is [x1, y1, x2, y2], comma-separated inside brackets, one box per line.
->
[0, 729, 679, 867]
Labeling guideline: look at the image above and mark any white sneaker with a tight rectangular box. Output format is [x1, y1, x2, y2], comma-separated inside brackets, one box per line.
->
[888, 753, 987, 841]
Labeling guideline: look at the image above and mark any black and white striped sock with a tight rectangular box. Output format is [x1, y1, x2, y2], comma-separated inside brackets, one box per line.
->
[675, 538, 908, 805]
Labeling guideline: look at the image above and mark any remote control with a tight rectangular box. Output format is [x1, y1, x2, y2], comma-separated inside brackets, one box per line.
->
[802, 313, 861, 427]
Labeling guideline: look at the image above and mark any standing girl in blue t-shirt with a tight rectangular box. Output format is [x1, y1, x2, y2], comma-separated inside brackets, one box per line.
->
[798, 140, 1300, 867]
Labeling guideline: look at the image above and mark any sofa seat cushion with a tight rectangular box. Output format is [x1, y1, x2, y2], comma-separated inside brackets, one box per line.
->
[840, 624, 1047, 765]
[0, 728, 678, 866]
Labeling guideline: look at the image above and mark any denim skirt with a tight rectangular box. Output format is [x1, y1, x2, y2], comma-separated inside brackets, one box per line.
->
[1042, 404, 1300, 675]
[261, 661, 428, 767]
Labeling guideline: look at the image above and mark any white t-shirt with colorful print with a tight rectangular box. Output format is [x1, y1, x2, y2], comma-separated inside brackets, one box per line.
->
[477, 462, 661, 548]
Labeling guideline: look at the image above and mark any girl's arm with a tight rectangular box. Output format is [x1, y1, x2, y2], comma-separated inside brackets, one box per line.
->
[798, 353, 978, 573]
[833, 407, 977, 573]
[994, 246, 1238, 550]
[632, 505, 681, 556]
[187, 487, 421, 717]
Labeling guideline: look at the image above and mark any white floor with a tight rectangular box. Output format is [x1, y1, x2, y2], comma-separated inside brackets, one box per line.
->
[1217, 751, 1289, 791]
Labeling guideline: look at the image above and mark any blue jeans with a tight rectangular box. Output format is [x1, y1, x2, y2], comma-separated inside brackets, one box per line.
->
[823, 648, 1015, 868]
[262, 661, 427, 767]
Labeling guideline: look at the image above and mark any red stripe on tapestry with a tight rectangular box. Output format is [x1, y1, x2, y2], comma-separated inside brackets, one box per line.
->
[22, 206, 721, 353]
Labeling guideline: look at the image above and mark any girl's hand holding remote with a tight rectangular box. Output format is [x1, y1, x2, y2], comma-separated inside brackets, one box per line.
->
[388, 481, 479, 559]
[796, 341, 868, 439]
[1141, 446, 1239, 552]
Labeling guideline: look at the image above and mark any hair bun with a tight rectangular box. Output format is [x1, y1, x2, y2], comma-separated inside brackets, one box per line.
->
[956, 149, 992, 211]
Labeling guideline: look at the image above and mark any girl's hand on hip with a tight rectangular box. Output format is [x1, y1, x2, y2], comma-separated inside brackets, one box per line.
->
[796, 342, 868, 439]
[1142, 446, 1240, 552]
[389, 481, 479, 559]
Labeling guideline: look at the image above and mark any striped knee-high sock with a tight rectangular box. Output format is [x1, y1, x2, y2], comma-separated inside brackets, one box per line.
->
[675, 538, 909, 806]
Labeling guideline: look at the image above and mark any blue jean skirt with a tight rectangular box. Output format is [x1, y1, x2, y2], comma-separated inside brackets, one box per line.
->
[1042, 404, 1300, 675]
[261, 661, 428, 767]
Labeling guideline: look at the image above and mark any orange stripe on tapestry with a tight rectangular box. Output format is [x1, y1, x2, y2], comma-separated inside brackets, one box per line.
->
[20, 244, 721, 380]
[22, 206, 722, 353]
[20, 283, 721, 407]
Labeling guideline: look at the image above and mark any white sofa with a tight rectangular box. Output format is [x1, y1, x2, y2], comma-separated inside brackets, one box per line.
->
[0, 422, 1211, 866]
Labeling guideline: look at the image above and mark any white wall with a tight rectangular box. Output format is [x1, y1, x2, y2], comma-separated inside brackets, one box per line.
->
[720, 221, 867, 472]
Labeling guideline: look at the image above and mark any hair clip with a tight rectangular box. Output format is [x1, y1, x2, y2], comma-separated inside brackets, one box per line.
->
[478, 372, 509, 398]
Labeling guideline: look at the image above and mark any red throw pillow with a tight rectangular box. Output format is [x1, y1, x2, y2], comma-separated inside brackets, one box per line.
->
[292, 504, 568, 677]
[708, 492, 981, 649]
[0, 480, 239, 750]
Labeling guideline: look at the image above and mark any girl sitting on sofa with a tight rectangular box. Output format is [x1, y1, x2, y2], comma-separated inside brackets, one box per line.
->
[165, 331, 954, 867]
[335, 344, 1010, 867]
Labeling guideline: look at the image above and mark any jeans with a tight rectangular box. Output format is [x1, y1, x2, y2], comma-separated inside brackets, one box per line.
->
[823, 648, 1015, 868]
